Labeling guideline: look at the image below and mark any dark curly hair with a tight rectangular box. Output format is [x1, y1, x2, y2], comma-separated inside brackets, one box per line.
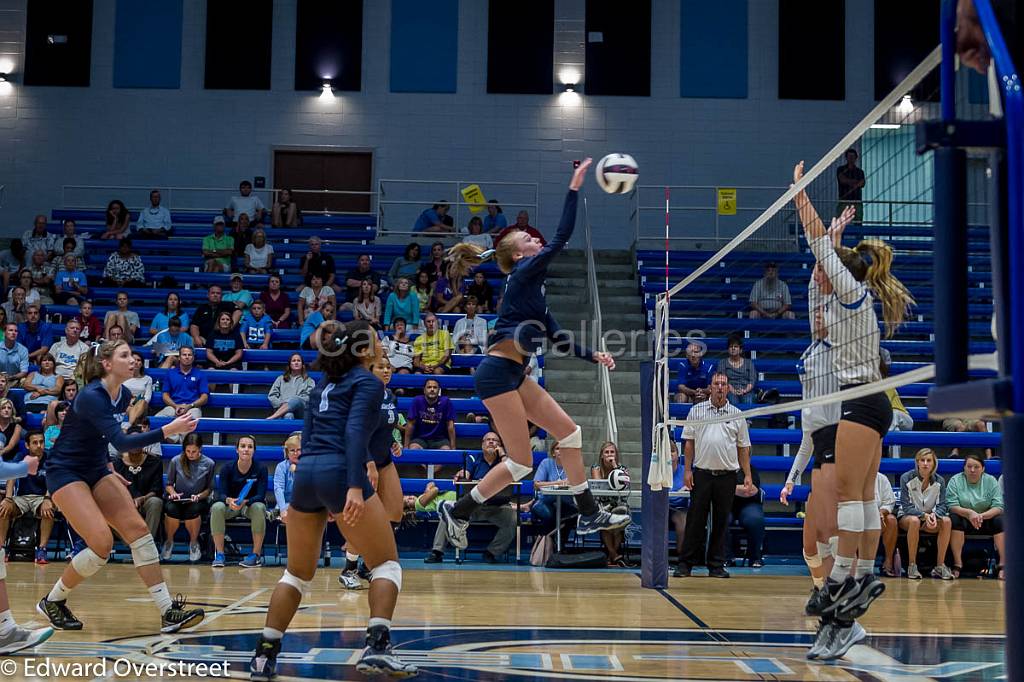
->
[315, 320, 378, 381]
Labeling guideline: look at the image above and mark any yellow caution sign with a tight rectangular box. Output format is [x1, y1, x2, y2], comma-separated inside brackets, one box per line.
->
[717, 188, 737, 216]
[461, 184, 487, 214]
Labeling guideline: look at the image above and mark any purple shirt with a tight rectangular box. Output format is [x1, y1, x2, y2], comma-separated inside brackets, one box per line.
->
[409, 395, 455, 442]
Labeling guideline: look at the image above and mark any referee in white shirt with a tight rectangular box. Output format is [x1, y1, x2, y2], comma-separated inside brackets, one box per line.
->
[676, 372, 753, 578]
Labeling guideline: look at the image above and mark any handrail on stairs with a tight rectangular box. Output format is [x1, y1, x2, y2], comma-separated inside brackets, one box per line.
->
[582, 197, 619, 445]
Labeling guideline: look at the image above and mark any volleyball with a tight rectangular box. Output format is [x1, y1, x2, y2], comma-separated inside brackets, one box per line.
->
[608, 466, 631, 490]
[595, 153, 639, 194]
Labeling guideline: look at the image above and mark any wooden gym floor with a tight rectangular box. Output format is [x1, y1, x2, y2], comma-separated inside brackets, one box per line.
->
[0, 560, 1006, 681]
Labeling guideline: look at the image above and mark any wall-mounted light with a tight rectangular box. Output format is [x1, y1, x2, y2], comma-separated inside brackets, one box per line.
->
[0, 73, 11, 97]
[320, 79, 334, 99]
[898, 94, 914, 115]
[563, 83, 575, 93]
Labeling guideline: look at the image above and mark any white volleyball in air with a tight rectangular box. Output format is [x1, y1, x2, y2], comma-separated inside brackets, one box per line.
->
[608, 466, 631, 490]
[595, 153, 639, 194]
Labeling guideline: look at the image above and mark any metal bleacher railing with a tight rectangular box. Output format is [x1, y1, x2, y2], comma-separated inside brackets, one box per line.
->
[376, 178, 538, 237]
[582, 197, 618, 445]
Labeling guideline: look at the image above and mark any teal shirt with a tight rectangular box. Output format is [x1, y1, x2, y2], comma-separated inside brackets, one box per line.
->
[945, 472, 1003, 513]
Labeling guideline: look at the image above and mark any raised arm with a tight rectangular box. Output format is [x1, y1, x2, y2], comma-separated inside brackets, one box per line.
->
[792, 161, 826, 241]
[517, 159, 592, 277]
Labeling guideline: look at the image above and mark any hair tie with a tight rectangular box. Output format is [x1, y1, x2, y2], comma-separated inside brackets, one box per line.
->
[335, 334, 349, 349]
[91, 341, 102, 357]
[478, 249, 496, 261]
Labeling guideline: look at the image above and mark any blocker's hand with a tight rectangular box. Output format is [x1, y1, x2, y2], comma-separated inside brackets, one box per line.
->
[594, 352, 616, 370]
[570, 157, 593, 191]
[793, 161, 805, 185]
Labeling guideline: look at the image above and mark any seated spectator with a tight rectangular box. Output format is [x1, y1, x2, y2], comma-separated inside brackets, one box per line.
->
[383, 318, 415, 375]
[462, 216, 491, 249]
[107, 324, 125, 342]
[42, 383, 76, 435]
[226, 179, 265, 225]
[592, 442, 631, 567]
[153, 317, 193, 368]
[0, 216, 39, 287]
[241, 300, 274, 350]
[223, 274, 253, 322]
[668, 440, 687, 566]
[0, 371, 24, 416]
[388, 243, 422, 284]
[162, 432, 215, 562]
[531, 441, 577, 541]
[73, 300, 102, 342]
[413, 201, 453, 233]
[419, 242, 446, 284]
[452, 296, 488, 353]
[244, 228, 275, 273]
[875, 472, 899, 576]
[22, 353, 62, 413]
[297, 274, 336, 324]
[202, 216, 234, 273]
[229, 213, 254, 266]
[271, 188, 300, 227]
[54, 254, 88, 306]
[101, 199, 131, 240]
[113, 426, 165, 539]
[53, 235, 85, 272]
[947, 453, 1004, 579]
[748, 262, 795, 319]
[0, 398, 23, 461]
[27, 249, 55, 305]
[2, 285, 29, 324]
[495, 211, 546, 247]
[190, 285, 235, 346]
[299, 236, 337, 291]
[123, 352, 153, 423]
[135, 189, 172, 239]
[43, 401, 68, 451]
[21, 214, 56, 262]
[413, 313, 453, 375]
[205, 312, 244, 371]
[898, 448, 954, 580]
[342, 254, 385, 312]
[718, 335, 757, 406]
[58, 217, 86, 259]
[431, 261, 465, 314]
[149, 292, 190, 336]
[466, 272, 495, 313]
[157, 346, 207, 441]
[0, 322, 29, 384]
[268, 353, 314, 420]
[353, 279, 382, 327]
[102, 238, 146, 287]
[103, 291, 140, 342]
[943, 416, 993, 459]
[210, 435, 268, 568]
[675, 342, 715, 403]
[384, 277, 420, 330]
[19, 304, 53, 363]
[425, 432, 517, 563]
[0, 431, 54, 564]
[728, 465, 764, 568]
[299, 300, 337, 350]
[49, 319, 88, 380]
[879, 349, 913, 432]
[260, 274, 292, 329]
[405, 377, 456, 451]
[273, 434, 301, 520]
[482, 199, 507, 234]
[414, 270, 434, 313]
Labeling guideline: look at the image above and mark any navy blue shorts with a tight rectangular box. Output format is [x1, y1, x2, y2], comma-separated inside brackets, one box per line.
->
[371, 449, 393, 469]
[290, 454, 376, 515]
[46, 462, 112, 495]
[474, 355, 528, 400]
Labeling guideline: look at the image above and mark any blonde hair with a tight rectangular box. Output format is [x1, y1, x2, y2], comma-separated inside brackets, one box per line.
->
[447, 234, 523, 277]
[836, 239, 915, 337]
[283, 433, 301, 455]
[914, 447, 937, 482]
[0, 398, 20, 424]
[596, 440, 621, 476]
[75, 339, 130, 385]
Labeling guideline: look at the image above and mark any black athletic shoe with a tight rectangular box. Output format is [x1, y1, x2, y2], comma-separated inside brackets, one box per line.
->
[805, 586, 830, 616]
[355, 625, 418, 678]
[708, 567, 730, 579]
[161, 594, 205, 633]
[672, 563, 691, 577]
[250, 636, 282, 681]
[820, 576, 860, 616]
[837, 574, 886, 620]
[36, 597, 83, 631]
[423, 550, 443, 564]
[356, 561, 372, 581]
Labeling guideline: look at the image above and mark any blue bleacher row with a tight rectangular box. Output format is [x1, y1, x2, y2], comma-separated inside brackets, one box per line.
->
[668, 427, 1001, 450]
[640, 280, 995, 301]
[639, 265, 993, 286]
[644, 297, 995, 319]
[636, 247, 993, 269]
[51, 208, 377, 229]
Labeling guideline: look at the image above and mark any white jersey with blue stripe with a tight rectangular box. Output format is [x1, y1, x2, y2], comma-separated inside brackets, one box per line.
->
[796, 339, 842, 434]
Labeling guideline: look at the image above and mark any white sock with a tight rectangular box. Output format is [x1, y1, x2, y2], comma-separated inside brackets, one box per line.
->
[263, 627, 284, 641]
[854, 561, 875, 579]
[368, 617, 391, 630]
[470, 487, 486, 504]
[346, 551, 360, 563]
[0, 609, 16, 636]
[150, 583, 173, 614]
[47, 579, 72, 603]
[829, 555, 855, 584]
[812, 575, 825, 589]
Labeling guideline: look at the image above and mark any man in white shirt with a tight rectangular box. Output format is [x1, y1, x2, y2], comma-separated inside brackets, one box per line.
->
[226, 180, 265, 226]
[676, 372, 753, 578]
[136, 189, 173, 239]
[451, 296, 489, 354]
[49, 319, 89, 380]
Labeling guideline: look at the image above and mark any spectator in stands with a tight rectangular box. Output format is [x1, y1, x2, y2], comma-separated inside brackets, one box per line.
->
[273, 434, 301, 521]
[101, 291, 139, 343]
[388, 243, 422, 284]
[42, 400, 67, 450]
[875, 472, 900, 577]
[19, 304, 53, 363]
[12, 272, 39, 309]
[271, 188, 300, 227]
[154, 317, 193, 368]
[299, 236, 337, 291]
[898, 448, 954, 580]
[210, 435, 268, 568]
[124, 352, 153, 424]
[405, 377, 456, 451]
[354, 279, 382, 327]
[205, 311, 244, 371]
[413, 201, 453, 233]
[384, 277, 420, 330]
[591, 442, 632, 566]
[268, 353, 314, 420]
[223, 274, 253, 322]
[342, 254, 384, 311]
[467, 271, 495, 313]
[59, 217, 86, 256]
[162, 432, 215, 562]
[532, 441, 575, 537]
[718, 335, 757, 406]
[50, 319, 87, 380]
[432, 261, 465, 313]
[420, 242, 446, 284]
[495, 211, 546, 247]
[947, 453, 1004, 579]
[27, 249, 55, 305]
[0, 396, 22, 461]
[299, 300, 337, 350]
[55, 235, 85, 272]
[22, 353, 61, 413]
[748, 262, 795, 320]
[668, 440, 688, 567]
[452, 296, 488, 353]
[425, 432, 517, 563]
[113, 427, 165, 539]
[462, 216, 491, 249]
[674, 342, 715, 404]
[54, 254, 88, 306]
[0, 322, 28, 384]
[21, 214, 56, 262]
[414, 270, 434, 313]
[384, 318, 415, 375]
[836, 148, 865, 223]
[259, 274, 292, 329]
[728, 464, 764, 568]
[0, 431, 54, 564]
[101, 199, 131, 240]
[403, 481, 456, 517]
[74, 299, 103, 342]
[943, 417, 993, 459]
[230, 213, 255, 266]
[107, 324, 124, 342]
[483, 199, 507, 234]
[226, 180, 265, 225]
[203, 216, 234, 273]
[241, 300, 274, 350]
[879, 349, 913, 432]
[297, 273, 335, 325]
[244, 228, 275, 274]
[102, 238, 146, 287]
[413, 313, 453, 374]
[150, 292, 190, 337]
[190, 285, 235, 346]
[135, 189, 172, 239]
[157, 346, 207, 441]
[676, 372, 753, 578]
[42, 384, 74, 436]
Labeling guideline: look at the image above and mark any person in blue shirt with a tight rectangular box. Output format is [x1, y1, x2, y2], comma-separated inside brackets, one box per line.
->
[530, 441, 576, 539]
[149, 292, 190, 337]
[299, 300, 336, 350]
[210, 435, 268, 568]
[153, 316, 194, 368]
[250, 320, 416, 679]
[18, 304, 54, 364]
[241, 300, 274, 350]
[0, 322, 29, 383]
[436, 159, 628, 547]
[412, 202, 452, 233]
[482, 200, 508, 234]
[156, 346, 208, 434]
[36, 338, 203, 634]
[273, 434, 301, 521]
[674, 342, 716, 403]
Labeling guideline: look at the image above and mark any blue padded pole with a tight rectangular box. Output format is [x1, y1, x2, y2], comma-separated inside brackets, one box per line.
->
[640, 361, 668, 589]
[940, 0, 957, 122]
[932, 146, 969, 387]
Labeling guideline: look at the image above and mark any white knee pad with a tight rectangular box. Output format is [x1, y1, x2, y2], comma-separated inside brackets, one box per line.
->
[828, 536, 839, 558]
[503, 458, 533, 482]
[129, 535, 160, 567]
[559, 425, 583, 449]
[837, 501, 864, 533]
[816, 541, 832, 559]
[803, 551, 822, 569]
[279, 570, 312, 597]
[370, 560, 402, 591]
[0, 548, 6, 580]
[71, 547, 109, 578]
[863, 501, 882, 531]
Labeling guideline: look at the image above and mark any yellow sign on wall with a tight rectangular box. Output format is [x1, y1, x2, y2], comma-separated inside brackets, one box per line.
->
[717, 188, 737, 216]
[461, 184, 487, 214]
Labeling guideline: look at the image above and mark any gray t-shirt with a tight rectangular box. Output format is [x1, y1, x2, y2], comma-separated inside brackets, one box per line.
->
[749, 277, 792, 312]
[718, 357, 757, 392]
[166, 453, 215, 497]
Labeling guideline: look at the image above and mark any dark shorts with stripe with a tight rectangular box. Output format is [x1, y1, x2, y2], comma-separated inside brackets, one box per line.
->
[811, 424, 838, 469]
[474, 355, 528, 400]
[290, 454, 376, 515]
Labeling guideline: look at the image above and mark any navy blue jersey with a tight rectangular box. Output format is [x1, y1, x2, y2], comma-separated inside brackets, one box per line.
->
[301, 367, 384, 489]
[489, 190, 594, 362]
[49, 379, 165, 470]
[368, 387, 399, 464]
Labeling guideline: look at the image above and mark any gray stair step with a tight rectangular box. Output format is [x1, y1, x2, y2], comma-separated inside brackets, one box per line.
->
[546, 277, 638, 290]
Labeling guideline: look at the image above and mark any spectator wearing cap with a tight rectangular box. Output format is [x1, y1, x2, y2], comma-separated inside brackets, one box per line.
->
[748, 262, 794, 320]
[203, 216, 234, 273]
[675, 342, 716, 404]
[102, 238, 146, 287]
[223, 274, 254, 324]
[413, 202, 453, 233]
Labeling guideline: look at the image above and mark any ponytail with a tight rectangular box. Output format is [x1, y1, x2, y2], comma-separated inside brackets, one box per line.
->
[75, 339, 130, 385]
[837, 240, 914, 338]
[448, 235, 521, 277]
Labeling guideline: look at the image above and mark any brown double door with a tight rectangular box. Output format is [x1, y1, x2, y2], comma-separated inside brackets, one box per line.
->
[273, 150, 373, 214]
